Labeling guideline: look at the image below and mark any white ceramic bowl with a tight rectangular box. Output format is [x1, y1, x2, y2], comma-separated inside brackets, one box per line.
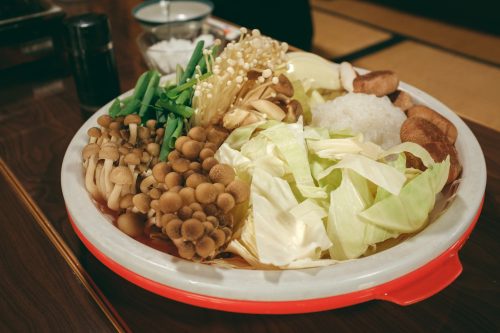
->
[61, 74, 486, 314]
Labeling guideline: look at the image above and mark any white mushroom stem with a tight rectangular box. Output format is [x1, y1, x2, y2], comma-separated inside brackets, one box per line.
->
[155, 210, 162, 228]
[129, 123, 138, 145]
[95, 163, 106, 199]
[107, 184, 124, 211]
[147, 208, 155, 218]
[84, 155, 100, 200]
[103, 160, 115, 197]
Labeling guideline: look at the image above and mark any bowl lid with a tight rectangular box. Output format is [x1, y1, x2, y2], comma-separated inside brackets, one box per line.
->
[132, 0, 213, 25]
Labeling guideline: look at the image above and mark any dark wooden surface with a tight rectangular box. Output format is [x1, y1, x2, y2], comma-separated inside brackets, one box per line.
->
[0, 0, 499, 332]
[0, 161, 117, 332]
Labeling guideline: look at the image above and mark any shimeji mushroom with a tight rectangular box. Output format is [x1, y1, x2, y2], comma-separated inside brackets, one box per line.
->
[107, 166, 133, 211]
[124, 153, 140, 194]
[132, 193, 151, 214]
[82, 143, 101, 200]
[116, 212, 144, 237]
[99, 144, 120, 197]
[124, 114, 141, 145]
[87, 127, 101, 144]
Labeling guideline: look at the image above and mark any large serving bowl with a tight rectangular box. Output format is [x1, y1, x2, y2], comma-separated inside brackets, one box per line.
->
[61, 71, 486, 314]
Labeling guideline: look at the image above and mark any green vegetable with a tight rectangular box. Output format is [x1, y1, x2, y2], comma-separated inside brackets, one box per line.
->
[175, 88, 192, 105]
[109, 98, 121, 118]
[358, 157, 450, 233]
[159, 114, 180, 161]
[175, 64, 184, 85]
[139, 71, 160, 117]
[116, 98, 141, 116]
[155, 99, 194, 118]
[132, 71, 152, 101]
[178, 40, 204, 85]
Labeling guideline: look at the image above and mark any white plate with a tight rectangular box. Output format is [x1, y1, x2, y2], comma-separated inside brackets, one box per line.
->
[61, 74, 486, 307]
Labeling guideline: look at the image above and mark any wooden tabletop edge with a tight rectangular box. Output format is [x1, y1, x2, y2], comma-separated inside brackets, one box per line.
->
[0, 158, 130, 333]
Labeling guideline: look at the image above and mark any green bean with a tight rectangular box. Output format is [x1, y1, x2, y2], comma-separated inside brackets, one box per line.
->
[166, 71, 211, 99]
[132, 71, 152, 100]
[116, 98, 141, 116]
[139, 71, 160, 117]
[159, 114, 179, 161]
[178, 40, 204, 85]
[175, 88, 192, 105]
[156, 99, 194, 118]
[109, 98, 121, 117]
[176, 64, 184, 85]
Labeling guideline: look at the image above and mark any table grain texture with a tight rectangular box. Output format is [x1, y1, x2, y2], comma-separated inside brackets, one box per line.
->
[0, 0, 498, 332]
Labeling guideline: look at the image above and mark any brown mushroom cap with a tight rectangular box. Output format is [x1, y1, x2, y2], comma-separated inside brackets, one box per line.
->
[171, 158, 190, 173]
[160, 214, 177, 227]
[188, 127, 207, 142]
[164, 219, 183, 239]
[213, 183, 225, 195]
[192, 211, 207, 221]
[178, 206, 193, 220]
[206, 215, 219, 227]
[147, 143, 160, 157]
[177, 241, 196, 259]
[82, 143, 100, 160]
[167, 150, 181, 162]
[97, 115, 112, 128]
[159, 191, 183, 213]
[209, 164, 236, 186]
[202, 157, 218, 172]
[99, 145, 119, 161]
[202, 221, 215, 234]
[422, 141, 461, 184]
[196, 236, 216, 258]
[110, 166, 133, 185]
[210, 229, 226, 247]
[225, 180, 250, 204]
[199, 148, 215, 160]
[189, 202, 203, 212]
[186, 173, 209, 189]
[124, 114, 141, 126]
[204, 204, 219, 216]
[109, 122, 122, 131]
[181, 140, 203, 160]
[146, 119, 157, 131]
[195, 183, 218, 204]
[179, 187, 196, 205]
[148, 188, 162, 200]
[174, 136, 190, 152]
[117, 213, 144, 237]
[181, 219, 205, 241]
[124, 152, 141, 166]
[87, 127, 101, 138]
[132, 193, 151, 213]
[216, 193, 236, 213]
[164, 172, 183, 189]
[119, 193, 134, 209]
[152, 162, 171, 182]
[189, 161, 202, 172]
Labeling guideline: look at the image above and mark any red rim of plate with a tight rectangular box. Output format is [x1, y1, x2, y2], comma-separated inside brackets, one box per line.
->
[67, 196, 483, 314]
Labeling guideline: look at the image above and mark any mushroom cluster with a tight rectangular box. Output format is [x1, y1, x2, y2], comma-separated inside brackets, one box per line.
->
[82, 114, 163, 209]
[193, 28, 289, 127]
[82, 122, 251, 261]
[222, 72, 303, 129]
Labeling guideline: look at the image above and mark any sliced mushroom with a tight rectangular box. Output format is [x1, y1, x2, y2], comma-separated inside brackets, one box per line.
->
[250, 99, 286, 121]
[272, 74, 294, 97]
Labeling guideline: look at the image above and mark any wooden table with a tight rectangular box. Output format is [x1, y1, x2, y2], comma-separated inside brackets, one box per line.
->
[0, 1, 498, 332]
